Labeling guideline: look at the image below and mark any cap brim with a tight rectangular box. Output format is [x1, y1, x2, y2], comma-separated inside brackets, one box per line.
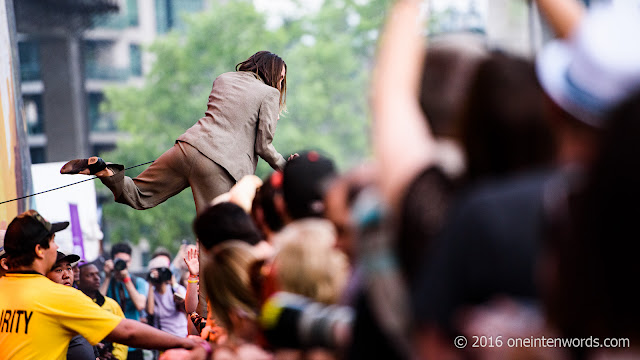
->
[536, 40, 572, 113]
[63, 254, 81, 264]
[536, 39, 602, 127]
[51, 222, 70, 233]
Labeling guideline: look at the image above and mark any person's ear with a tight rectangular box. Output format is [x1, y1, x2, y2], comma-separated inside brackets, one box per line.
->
[35, 244, 45, 258]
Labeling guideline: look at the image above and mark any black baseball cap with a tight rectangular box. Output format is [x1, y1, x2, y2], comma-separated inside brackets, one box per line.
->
[54, 251, 81, 266]
[0, 230, 6, 259]
[282, 150, 336, 219]
[4, 210, 69, 257]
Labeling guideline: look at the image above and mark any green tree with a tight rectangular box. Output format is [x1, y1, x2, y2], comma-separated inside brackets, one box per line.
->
[101, 0, 388, 253]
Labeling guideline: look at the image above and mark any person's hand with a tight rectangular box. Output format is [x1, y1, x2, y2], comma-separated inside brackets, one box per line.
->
[184, 247, 200, 277]
[159, 336, 210, 360]
[118, 268, 130, 281]
[229, 175, 263, 213]
[103, 259, 114, 277]
[148, 268, 159, 287]
[159, 348, 207, 360]
[287, 153, 299, 161]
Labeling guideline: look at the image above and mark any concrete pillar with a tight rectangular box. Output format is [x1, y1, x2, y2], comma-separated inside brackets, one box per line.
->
[39, 34, 89, 161]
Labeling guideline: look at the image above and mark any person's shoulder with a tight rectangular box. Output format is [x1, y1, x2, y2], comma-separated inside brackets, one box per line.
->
[460, 169, 556, 208]
[41, 283, 97, 309]
[103, 296, 125, 316]
[133, 275, 148, 287]
[103, 296, 120, 308]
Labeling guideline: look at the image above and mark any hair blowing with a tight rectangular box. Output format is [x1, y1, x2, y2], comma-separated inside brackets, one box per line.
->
[236, 51, 287, 110]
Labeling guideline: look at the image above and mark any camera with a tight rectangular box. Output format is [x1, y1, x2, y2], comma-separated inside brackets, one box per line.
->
[113, 258, 127, 271]
[147, 267, 172, 284]
[260, 292, 354, 349]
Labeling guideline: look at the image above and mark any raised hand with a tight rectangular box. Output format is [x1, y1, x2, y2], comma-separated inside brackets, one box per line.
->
[184, 247, 199, 277]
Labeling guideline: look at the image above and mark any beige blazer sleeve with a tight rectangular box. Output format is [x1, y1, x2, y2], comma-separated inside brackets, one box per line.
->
[256, 90, 287, 171]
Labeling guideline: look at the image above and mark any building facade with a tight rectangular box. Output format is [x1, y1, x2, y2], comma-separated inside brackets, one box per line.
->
[17, 0, 206, 164]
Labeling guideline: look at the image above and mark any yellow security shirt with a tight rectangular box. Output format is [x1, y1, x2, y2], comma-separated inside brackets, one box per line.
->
[0, 272, 123, 360]
[98, 294, 129, 360]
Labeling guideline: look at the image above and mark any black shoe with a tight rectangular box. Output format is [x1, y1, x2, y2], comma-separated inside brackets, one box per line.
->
[60, 157, 107, 175]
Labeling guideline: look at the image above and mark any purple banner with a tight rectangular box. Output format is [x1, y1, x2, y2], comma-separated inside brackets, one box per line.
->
[69, 203, 85, 260]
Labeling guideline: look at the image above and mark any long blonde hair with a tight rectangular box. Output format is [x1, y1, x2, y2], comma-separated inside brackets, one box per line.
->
[203, 241, 259, 332]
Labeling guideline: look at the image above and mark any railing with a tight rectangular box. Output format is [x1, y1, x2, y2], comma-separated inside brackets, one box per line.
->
[85, 64, 130, 81]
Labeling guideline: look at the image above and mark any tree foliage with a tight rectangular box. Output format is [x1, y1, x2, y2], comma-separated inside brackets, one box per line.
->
[101, 0, 389, 254]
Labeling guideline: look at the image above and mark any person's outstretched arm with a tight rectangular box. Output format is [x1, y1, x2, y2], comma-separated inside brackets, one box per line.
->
[535, 0, 585, 39]
[105, 319, 199, 351]
[372, 0, 435, 210]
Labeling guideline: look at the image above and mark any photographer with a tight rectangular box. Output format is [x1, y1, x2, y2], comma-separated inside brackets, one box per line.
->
[100, 243, 149, 360]
[146, 254, 188, 338]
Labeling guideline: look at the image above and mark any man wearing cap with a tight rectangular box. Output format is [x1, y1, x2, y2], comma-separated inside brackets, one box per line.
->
[78, 262, 129, 360]
[0, 210, 204, 360]
[46, 251, 98, 359]
[0, 230, 7, 278]
[282, 150, 337, 221]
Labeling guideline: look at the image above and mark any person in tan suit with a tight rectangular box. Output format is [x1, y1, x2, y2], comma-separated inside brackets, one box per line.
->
[61, 51, 295, 214]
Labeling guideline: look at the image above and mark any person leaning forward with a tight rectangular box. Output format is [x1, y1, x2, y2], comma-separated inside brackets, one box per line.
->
[60, 51, 296, 215]
[0, 210, 206, 360]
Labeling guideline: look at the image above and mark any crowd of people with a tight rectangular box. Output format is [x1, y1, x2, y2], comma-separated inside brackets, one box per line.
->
[2, 0, 640, 358]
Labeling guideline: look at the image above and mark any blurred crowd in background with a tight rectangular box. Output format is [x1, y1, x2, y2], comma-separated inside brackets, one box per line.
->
[3, 0, 640, 359]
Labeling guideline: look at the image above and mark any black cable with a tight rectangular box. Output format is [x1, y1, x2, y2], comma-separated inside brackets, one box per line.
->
[0, 160, 155, 206]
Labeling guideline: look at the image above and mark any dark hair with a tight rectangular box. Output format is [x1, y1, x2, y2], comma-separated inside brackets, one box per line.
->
[252, 171, 286, 233]
[5, 234, 53, 269]
[456, 51, 555, 183]
[193, 202, 262, 251]
[236, 51, 287, 110]
[110, 243, 132, 259]
[545, 91, 640, 342]
[419, 37, 487, 137]
[151, 247, 172, 261]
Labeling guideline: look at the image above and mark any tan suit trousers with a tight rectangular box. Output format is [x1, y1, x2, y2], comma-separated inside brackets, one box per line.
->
[100, 141, 235, 215]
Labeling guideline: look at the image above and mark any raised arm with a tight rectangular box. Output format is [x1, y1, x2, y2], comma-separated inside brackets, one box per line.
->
[372, 0, 436, 210]
[183, 247, 200, 314]
[146, 274, 156, 316]
[123, 272, 147, 312]
[535, 0, 585, 39]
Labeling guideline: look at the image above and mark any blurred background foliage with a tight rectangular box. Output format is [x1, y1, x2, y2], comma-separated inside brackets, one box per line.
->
[100, 0, 389, 253]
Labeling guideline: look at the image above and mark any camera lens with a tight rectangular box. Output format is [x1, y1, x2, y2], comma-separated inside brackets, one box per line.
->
[114, 259, 127, 271]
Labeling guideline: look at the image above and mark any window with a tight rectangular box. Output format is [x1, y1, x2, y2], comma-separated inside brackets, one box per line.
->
[156, 0, 204, 33]
[23, 95, 44, 135]
[130, 44, 142, 77]
[88, 93, 117, 132]
[18, 41, 40, 81]
[127, 0, 139, 27]
[29, 147, 46, 164]
[85, 40, 129, 81]
[92, 0, 139, 29]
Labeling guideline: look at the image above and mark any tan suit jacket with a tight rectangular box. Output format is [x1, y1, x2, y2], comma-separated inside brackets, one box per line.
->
[177, 71, 287, 181]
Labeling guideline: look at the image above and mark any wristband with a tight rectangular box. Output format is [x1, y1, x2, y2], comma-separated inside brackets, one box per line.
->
[199, 340, 212, 358]
[123, 276, 131, 284]
[188, 279, 199, 284]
